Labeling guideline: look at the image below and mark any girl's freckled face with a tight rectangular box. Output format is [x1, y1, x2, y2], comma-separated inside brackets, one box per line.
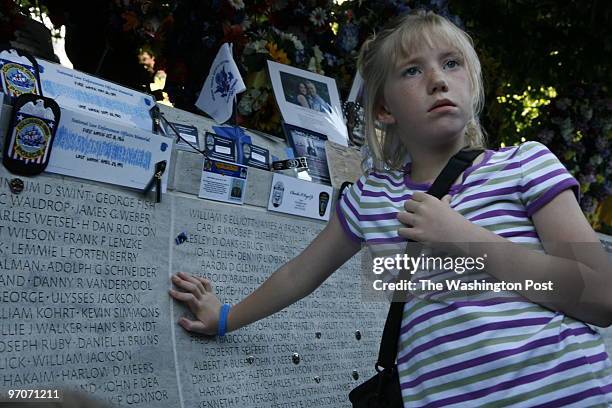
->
[381, 43, 473, 147]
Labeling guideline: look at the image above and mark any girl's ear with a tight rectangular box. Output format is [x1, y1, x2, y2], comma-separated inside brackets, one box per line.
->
[376, 102, 396, 125]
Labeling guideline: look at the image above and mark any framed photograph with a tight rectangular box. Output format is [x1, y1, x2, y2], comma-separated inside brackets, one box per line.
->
[283, 123, 331, 185]
[267, 60, 348, 146]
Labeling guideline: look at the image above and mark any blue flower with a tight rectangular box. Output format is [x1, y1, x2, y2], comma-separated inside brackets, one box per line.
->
[337, 23, 359, 53]
[324, 52, 339, 67]
[295, 48, 305, 64]
[429, 0, 449, 9]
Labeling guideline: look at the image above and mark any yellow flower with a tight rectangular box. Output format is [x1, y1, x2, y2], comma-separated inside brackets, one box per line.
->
[266, 42, 290, 65]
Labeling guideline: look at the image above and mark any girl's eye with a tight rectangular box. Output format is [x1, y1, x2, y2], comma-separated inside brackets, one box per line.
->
[403, 67, 421, 76]
[444, 59, 460, 69]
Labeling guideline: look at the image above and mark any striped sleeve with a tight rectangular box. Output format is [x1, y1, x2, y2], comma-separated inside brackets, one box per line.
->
[336, 174, 367, 243]
[518, 141, 580, 217]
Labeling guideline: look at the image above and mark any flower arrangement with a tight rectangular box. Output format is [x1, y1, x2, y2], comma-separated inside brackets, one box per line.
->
[534, 84, 611, 230]
[11, 0, 610, 230]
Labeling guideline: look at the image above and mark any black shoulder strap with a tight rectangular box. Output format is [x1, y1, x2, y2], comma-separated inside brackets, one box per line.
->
[376, 148, 484, 370]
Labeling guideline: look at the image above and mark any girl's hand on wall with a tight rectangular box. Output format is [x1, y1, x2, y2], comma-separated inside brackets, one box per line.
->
[397, 192, 476, 243]
[169, 272, 222, 335]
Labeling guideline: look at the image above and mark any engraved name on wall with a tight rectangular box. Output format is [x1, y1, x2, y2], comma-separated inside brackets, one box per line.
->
[173, 197, 386, 408]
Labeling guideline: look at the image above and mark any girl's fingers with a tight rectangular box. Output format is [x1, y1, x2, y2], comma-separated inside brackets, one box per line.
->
[178, 318, 210, 334]
[196, 276, 213, 292]
[403, 199, 419, 213]
[398, 227, 419, 240]
[411, 191, 427, 202]
[397, 211, 415, 226]
[169, 289, 195, 303]
[442, 194, 452, 205]
[183, 274, 206, 295]
[171, 276, 201, 295]
[176, 272, 205, 294]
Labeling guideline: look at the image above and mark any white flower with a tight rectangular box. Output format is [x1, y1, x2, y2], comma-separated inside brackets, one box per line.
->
[309, 7, 327, 27]
[308, 57, 317, 72]
[313, 45, 323, 63]
[238, 94, 253, 115]
[282, 32, 304, 50]
[252, 90, 268, 111]
[307, 56, 324, 75]
[245, 39, 268, 54]
[227, 0, 245, 10]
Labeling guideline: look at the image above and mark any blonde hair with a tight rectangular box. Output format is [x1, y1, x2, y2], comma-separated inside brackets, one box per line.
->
[358, 10, 486, 171]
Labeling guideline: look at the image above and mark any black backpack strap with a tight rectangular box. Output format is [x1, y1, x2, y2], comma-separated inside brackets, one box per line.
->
[376, 148, 484, 370]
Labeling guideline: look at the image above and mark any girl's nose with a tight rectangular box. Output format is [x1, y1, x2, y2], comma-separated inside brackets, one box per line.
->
[428, 71, 449, 94]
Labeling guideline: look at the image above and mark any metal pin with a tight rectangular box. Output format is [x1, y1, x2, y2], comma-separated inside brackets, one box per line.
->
[314, 376, 321, 383]
[352, 370, 359, 380]
[9, 178, 24, 194]
[292, 353, 300, 365]
[315, 332, 321, 339]
[246, 356, 254, 365]
[355, 330, 362, 340]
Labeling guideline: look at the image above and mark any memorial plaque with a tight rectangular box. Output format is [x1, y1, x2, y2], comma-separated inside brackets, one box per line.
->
[0, 167, 179, 407]
[172, 196, 386, 407]
[0, 164, 388, 407]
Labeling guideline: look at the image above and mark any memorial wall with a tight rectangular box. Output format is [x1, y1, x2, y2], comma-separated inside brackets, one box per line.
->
[0, 101, 389, 407]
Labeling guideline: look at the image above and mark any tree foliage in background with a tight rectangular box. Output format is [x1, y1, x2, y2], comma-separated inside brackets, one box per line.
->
[8, 0, 611, 231]
[451, 0, 611, 229]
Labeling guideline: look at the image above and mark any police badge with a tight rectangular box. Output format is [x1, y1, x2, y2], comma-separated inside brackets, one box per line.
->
[0, 48, 42, 98]
[3, 94, 60, 176]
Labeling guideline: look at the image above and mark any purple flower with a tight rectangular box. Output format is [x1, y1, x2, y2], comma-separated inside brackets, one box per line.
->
[595, 137, 608, 151]
[580, 195, 597, 214]
[578, 172, 596, 184]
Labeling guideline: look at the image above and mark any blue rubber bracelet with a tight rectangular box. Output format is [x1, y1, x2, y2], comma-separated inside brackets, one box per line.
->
[217, 304, 231, 337]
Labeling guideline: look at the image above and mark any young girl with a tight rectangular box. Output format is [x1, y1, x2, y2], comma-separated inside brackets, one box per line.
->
[170, 10, 612, 407]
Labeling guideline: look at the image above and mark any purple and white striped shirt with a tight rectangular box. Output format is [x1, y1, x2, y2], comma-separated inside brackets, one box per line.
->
[338, 141, 612, 407]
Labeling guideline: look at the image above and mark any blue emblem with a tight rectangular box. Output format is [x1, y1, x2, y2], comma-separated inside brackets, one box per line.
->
[213, 64, 238, 101]
[7, 67, 34, 90]
[13, 117, 51, 160]
[160, 142, 168, 152]
[18, 125, 45, 149]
